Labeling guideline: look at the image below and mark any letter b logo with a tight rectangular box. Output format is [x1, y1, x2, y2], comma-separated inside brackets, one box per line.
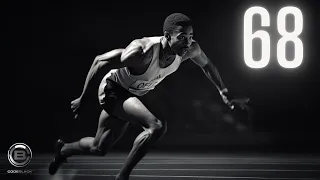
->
[8, 143, 32, 167]
[14, 150, 26, 161]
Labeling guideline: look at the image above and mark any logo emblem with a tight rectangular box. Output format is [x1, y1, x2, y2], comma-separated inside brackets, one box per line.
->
[8, 143, 32, 167]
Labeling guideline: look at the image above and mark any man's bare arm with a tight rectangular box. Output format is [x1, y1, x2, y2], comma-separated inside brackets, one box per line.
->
[183, 42, 249, 110]
[188, 42, 227, 94]
[78, 40, 145, 99]
[78, 49, 123, 99]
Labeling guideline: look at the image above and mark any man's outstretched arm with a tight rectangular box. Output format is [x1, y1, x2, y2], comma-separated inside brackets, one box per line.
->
[187, 42, 228, 95]
[186, 42, 250, 110]
[199, 58, 227, 94]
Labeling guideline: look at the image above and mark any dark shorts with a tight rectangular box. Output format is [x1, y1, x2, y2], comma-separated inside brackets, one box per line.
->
[101, 79, 136, 114]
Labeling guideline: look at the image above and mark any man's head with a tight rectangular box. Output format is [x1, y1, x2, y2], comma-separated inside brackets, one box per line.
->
[163, 13, 193, 56]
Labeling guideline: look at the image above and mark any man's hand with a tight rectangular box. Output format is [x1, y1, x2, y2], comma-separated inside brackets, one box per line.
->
[229, 97, 250, 111]
[71, 97, 82, 119]
[219, 88, 253, 131]
[219, 88, 233, 109]
[220, 89, 250, 110]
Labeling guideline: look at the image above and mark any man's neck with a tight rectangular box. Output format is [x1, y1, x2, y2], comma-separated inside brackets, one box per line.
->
[161, 37, 176, 60]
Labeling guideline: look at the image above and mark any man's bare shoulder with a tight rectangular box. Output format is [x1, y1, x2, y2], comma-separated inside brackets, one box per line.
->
[122, 37, 160, 66]
[130, 36, 161, 53]
[182, 40, 201, 61]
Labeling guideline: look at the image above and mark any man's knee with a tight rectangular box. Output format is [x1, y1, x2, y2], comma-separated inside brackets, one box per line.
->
[151, 119, 167, 138]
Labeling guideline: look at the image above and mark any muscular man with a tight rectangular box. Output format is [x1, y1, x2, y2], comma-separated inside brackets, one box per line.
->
[49, 13, 249, 180]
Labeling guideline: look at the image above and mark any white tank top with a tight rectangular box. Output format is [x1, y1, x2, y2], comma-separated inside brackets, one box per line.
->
[98, 36, 182, 102]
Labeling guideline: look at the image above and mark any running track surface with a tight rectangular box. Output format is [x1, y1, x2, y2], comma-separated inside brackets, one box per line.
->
[1, 152, 320, 180]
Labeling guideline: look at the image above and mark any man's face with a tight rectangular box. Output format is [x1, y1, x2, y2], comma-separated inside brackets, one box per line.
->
[167, 25, 193, 56]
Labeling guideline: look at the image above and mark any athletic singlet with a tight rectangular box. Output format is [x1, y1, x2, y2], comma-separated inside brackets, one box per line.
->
[98, 36, 182, 103]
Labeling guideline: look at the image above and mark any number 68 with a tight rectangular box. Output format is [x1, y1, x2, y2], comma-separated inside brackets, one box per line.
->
[244, 6, 303, 68]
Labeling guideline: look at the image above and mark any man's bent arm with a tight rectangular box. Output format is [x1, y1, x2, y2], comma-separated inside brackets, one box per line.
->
[78, 39, 145, 100]
[78, 49, 124, 99]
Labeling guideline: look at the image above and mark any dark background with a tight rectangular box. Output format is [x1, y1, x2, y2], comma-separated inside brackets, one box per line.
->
[9, 0, 320, 153]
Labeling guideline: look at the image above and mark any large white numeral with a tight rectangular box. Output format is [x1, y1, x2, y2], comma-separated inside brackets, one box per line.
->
[277, 6, 303, 68]
[244, 6, 303, 68]
[244, 7, 270, 68]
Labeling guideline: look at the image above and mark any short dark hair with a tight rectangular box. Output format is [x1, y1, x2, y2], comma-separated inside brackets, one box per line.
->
[163, 13, 192, 34]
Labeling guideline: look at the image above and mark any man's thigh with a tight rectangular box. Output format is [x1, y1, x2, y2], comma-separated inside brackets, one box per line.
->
[101, 80, 160, 129]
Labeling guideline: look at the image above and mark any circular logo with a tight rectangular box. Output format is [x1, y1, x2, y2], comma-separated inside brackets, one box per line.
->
[7, 143, 32, 167]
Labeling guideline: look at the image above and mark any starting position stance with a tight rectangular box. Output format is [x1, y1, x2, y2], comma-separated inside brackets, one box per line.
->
[49, 13, 249, 180]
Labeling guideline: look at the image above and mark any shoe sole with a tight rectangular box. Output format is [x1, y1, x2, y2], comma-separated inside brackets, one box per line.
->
[48, 139, 65, 175]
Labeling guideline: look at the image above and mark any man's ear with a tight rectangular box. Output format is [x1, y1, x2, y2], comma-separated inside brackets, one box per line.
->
[164, 31, 171, 41]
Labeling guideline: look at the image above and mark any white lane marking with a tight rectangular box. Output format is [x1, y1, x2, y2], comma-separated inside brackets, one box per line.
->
[22, 173, 319, 179]
[27, 168, 320, 172]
